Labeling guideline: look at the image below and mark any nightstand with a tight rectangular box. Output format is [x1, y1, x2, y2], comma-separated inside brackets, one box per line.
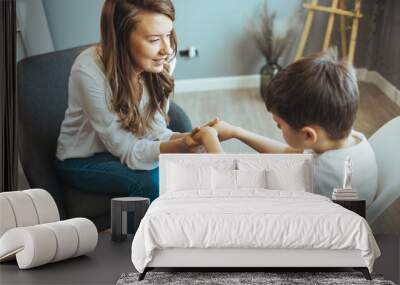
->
[332, 199, 366, 218]
[111, 197, 150, 242]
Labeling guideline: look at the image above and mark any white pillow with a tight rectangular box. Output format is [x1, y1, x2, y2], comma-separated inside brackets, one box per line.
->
[212, 169, 237, 190]
[167, 163, 212, 191]
[236, 169, 268, 189]
[266, 163, 307, 191]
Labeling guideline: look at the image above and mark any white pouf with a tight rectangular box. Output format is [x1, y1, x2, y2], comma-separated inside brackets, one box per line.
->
[0, 189, 98, 269]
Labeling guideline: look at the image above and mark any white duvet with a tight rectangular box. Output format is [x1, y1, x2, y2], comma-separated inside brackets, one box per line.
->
[131, 190, 380, 273]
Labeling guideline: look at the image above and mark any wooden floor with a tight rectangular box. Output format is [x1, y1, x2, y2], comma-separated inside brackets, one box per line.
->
[174, 82, 400, 235]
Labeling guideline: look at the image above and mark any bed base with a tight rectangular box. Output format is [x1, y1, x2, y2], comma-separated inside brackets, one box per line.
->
[138, 248, 372, 281]
[138, 267, 371, 281]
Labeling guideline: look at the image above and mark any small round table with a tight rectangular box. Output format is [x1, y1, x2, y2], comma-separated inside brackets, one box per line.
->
[111, 197, 150, 242]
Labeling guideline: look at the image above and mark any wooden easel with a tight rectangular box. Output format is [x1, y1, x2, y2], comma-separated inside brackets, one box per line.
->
[295, 0, 362, 64]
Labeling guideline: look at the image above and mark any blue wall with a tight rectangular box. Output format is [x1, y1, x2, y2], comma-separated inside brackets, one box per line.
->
[173, 0, 302, 79]
[41, 0, 303, 80]
[42, 0, 103, 50]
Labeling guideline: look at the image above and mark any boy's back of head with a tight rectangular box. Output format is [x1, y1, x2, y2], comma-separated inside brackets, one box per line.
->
[263, 49, 359, 140]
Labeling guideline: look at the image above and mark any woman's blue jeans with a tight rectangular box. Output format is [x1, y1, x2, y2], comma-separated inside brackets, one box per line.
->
[54, 152, 159, 202]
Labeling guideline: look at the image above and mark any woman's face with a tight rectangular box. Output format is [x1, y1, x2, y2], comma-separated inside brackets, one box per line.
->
[129, 11, 174, 73]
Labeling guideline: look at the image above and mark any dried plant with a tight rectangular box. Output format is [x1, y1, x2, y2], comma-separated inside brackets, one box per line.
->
[251, 2, 297, 66]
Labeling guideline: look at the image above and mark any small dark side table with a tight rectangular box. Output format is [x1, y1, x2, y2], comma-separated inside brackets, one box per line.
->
[111, 197, 150, 242]
[332, 199, 366, 218]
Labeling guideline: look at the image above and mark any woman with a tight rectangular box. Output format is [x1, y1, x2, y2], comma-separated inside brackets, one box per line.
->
[55, 0, 204, 201]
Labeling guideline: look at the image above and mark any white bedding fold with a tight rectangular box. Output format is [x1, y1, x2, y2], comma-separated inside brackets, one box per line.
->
[131, 190, 380, 273]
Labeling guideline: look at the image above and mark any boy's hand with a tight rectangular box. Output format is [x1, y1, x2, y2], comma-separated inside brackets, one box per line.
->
[211, 120, 239, 142]
[200, 118, 219, 128]
[192, 126, 218, 143]
[183, 126, 218, 152]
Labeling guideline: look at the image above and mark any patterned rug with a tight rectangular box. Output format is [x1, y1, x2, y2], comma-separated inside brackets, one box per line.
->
[116, 271, 395, 285]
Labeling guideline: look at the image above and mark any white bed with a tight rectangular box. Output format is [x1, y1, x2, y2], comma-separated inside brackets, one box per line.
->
[131, 154, 380, 280]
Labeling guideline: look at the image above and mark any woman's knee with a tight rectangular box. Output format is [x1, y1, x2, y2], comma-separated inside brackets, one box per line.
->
[127, 168, 159, 201]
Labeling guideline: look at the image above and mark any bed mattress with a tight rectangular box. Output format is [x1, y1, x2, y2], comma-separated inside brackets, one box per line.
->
[131, 190, 380, 273]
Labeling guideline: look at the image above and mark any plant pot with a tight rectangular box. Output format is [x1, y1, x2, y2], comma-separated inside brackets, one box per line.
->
[260, 63, 281, 98]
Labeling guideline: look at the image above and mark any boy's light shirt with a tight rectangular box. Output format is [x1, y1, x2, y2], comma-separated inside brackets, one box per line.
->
[304, 130, 378, 207]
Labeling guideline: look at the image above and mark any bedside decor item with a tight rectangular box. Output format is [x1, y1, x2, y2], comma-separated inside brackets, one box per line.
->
[111, 197, 150, 242]
[343, 156, 353, 190]
[332, 156, 359, 200]
[0, 189, 98, 269]
[250, 2, 296, 96]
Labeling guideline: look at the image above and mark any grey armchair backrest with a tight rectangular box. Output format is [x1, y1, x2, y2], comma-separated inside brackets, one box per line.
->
[17, 45, 193, 224]
[17, 45, 92, 216]
[367, 116, 400, 223]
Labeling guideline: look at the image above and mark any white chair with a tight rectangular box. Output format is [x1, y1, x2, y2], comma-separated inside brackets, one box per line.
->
[0, 189, 98, 269]
[367, 116, 400, 223]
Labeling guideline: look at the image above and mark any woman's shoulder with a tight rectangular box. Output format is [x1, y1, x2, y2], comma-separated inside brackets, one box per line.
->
[71, 45, 105, 76]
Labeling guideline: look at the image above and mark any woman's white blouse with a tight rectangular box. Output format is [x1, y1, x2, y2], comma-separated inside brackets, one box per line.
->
[56, 46, 176, 170]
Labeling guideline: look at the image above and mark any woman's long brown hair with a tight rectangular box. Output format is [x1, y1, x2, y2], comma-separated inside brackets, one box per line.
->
[99, 0, 177, 137]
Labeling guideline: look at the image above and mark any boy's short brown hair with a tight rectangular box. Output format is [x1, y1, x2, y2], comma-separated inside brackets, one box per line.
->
[263, 50, 359, 140]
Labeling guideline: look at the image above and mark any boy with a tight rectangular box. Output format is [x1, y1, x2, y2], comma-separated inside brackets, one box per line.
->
[190, 50, 377, 206]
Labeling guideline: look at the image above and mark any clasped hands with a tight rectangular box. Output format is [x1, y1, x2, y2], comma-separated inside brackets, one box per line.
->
[184, 118, 238, 153]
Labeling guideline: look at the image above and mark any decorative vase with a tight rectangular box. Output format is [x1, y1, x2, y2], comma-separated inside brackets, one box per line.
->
[260, 63, 281, 98]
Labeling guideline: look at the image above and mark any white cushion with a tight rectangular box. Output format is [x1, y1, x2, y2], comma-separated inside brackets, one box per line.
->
[212, 169, 237, 190]
[266, 163, 307, 191]
[0, 191, 39, 227]
[0, 196, 17, 237]
[0, 189, 98, 269]
[65, 218, 98, 257]
[236, 169, 268, 188]
[24, 189, 60, 224]
[211, 169, 268, 191]
[42, 221, 79, 262]
[0, 189, 60, 237]
[0, 218, 97, 269]
[238, 159, 310, 192]
[167, 163, 212, 192]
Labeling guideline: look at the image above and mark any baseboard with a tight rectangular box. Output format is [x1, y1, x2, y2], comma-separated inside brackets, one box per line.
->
[356, 68, 369, 81]
[357, 69, 400, 107]
[176, 70, 400, 108]
[175, 75, 259, 94]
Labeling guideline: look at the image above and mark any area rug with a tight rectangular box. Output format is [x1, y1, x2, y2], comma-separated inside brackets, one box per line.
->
[116, 271, 395, 285]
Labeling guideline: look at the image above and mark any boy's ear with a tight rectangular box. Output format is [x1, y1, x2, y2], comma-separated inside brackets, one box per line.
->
[300, 126, 318, 144]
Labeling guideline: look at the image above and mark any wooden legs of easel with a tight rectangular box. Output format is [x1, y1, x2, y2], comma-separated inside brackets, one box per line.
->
[323, 0, 339, 50]
[340, 0, 348, 58]
[348, 0, 362, 64]
[295, 0, 318, 61]
[295, 0, 362, 64]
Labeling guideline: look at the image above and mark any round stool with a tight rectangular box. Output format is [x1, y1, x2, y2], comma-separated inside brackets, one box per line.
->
[111, 197, 150, 242]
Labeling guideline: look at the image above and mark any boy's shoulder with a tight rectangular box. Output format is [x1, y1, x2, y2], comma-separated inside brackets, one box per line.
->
[307, 130, 375, 161]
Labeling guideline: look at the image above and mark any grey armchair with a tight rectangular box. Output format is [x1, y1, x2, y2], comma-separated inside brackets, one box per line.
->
[17, 45, 192, 231]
